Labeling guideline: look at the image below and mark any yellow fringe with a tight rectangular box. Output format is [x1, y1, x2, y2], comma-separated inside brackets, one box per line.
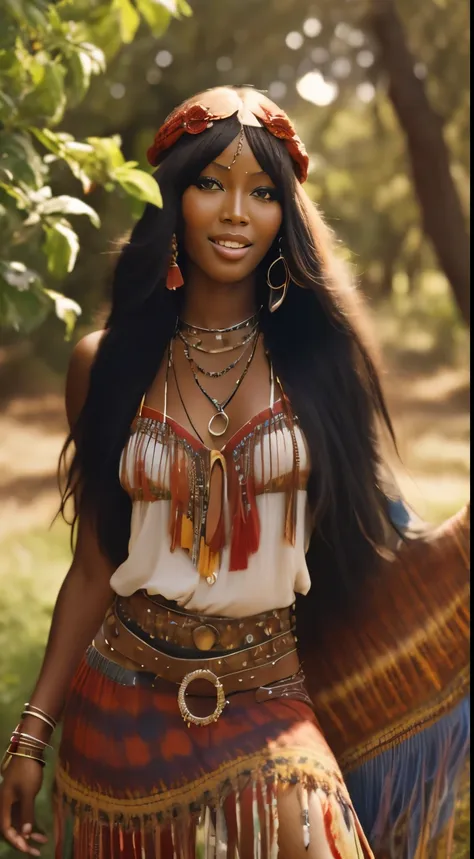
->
[55, 745, 344, 822]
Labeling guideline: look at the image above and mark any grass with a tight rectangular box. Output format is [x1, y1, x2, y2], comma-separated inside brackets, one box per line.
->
[0, 523, 71, 859]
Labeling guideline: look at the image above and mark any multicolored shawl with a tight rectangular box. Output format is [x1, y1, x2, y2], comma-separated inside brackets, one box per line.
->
[302, 504, 470, 857]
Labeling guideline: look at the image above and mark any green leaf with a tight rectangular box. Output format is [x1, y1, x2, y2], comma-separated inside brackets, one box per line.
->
[29, 127, 65, 158]
[177, 0, 193, 16]
[21, 63, 67, 125]
[43, 221, 80, 279]
[0, 261, 50, 333]
[77, 42, 106, 75]
[85, 135, 125, 170]
[135, 0, 171, 36]
[39, 195, 101, 227]
[0, 131, 45, 189]
[0, 260, 35, 291]
[114, 0, 141, 43]
[0, 181, 30, 209]
[44, 288, 82, 340]
[114, 166, 163, 207]
[66, 50, 92, 106]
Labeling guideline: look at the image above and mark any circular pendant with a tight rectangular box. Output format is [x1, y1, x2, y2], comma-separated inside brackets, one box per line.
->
[208, 410, 230, 438]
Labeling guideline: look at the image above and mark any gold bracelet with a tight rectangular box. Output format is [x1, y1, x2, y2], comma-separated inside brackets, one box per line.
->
[0, 750, 44, 775]
[11, 741, 46, 755]
[9, 751, 45, 766]
[21, 710, 56, 731]
[24, 703, 57, 727]
[12, 731, 53, 750]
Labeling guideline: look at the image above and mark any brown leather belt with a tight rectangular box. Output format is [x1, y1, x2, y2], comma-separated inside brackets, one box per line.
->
[116, 591, 295, 653]
[96, 597, 302, 727]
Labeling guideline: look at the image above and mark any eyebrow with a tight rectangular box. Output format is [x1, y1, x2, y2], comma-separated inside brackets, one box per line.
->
[211, 162, 269, 177]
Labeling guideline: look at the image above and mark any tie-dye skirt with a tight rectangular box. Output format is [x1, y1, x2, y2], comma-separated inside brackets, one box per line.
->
[54, 645, 373, 859]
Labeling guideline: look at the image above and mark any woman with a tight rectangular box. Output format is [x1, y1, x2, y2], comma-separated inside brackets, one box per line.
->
[0, 87, 469, 859]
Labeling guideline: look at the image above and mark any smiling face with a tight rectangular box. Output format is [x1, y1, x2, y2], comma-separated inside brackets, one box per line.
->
[181, 132, 282, 284]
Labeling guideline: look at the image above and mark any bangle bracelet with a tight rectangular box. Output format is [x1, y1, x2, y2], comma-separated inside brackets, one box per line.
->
[10, 746, 46, 760]
[11, 731, 53, 750]
[21, 710, 56, 731]
[11, 741, 47, 755]
[24, 704, 57, 728]
[9, 751, 45, 766]
[0, 751, 45, 775]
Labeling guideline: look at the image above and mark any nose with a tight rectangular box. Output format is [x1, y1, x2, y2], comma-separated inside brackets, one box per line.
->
[220, 189, 250, 226]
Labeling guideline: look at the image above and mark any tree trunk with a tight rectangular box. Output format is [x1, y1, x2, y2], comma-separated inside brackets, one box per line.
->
[368, 0, 470, 325]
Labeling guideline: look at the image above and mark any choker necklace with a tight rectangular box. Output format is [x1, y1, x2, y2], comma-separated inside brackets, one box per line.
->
[182, 332, 257, 378]
[179, 308, 261, 336]
[177, 324, 259, 355]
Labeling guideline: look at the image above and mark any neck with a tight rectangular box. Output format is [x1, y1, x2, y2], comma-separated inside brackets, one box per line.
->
[181, 264, 257, 329]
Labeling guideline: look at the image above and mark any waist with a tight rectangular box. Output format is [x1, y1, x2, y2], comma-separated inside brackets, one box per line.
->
[94, 592, 306, 726]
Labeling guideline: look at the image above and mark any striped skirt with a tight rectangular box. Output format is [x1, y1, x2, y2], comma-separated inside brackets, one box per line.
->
[54, 646, 373, 859]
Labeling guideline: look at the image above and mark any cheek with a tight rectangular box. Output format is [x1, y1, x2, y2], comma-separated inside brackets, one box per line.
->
[252, 204, 282, 258]
[181, 188, 215, 246]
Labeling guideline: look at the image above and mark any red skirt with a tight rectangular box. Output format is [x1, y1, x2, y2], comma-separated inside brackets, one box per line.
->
[54, 646, 373, 858]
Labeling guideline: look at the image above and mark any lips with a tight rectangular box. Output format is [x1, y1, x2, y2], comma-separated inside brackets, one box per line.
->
[209, 233, 253, 261]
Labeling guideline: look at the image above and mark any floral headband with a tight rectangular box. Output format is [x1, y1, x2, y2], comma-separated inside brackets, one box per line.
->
[146, 86, 309, 183]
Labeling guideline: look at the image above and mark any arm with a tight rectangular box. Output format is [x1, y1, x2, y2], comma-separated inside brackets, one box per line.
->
[0, 331, 118, 854]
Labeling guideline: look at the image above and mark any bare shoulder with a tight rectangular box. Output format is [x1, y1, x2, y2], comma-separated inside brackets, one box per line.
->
[66, 330, 106, 431]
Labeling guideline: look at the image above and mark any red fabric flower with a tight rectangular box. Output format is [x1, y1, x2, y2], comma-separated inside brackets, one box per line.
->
[259, 107, 297, 140]
[258, 106, 308, 182]
[182, 103, 213, 134]
[147, 103, 214, 166]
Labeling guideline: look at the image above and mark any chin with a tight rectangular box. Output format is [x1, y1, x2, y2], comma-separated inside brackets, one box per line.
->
[214, 269, 253, 285]
[203, 261, 255, 284]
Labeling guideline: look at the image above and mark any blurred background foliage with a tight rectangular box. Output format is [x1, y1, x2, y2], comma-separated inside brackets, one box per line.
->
[0, 0, 470, 857]
[0, 0, 192, 337]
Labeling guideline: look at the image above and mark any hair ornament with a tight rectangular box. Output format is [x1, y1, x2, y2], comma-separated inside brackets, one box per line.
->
[147, 86, 309, 183]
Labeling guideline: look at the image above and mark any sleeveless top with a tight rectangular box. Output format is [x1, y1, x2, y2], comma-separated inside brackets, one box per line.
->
[109, 357, 312, 618]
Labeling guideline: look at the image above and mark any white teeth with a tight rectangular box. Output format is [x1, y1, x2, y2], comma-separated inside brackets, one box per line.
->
[214, 240, 248, 249]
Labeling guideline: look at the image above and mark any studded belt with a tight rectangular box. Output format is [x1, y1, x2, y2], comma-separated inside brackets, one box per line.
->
[95, 596, 302, 727]
[115, 591, 296, 654]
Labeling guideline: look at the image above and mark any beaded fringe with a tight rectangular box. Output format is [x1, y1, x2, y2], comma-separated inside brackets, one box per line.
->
[120, 403, 304, 581]
[54, 770, 370, 859]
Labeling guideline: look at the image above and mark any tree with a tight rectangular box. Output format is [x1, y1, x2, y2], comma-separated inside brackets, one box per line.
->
[0, 0, 191, 337]
[368, 0, 470, 325]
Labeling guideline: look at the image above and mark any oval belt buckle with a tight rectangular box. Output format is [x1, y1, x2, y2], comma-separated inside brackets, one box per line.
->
[178, 669, 226, 727]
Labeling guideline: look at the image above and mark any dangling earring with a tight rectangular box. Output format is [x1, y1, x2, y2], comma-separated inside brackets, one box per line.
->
[267, 237, 290, 312]
[167, 234, 184, 291]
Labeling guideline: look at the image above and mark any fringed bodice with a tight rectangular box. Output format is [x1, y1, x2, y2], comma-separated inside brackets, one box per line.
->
[109, 398, 312, 617]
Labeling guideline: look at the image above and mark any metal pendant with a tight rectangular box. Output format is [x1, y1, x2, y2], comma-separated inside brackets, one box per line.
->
[208, 411, 230, 437]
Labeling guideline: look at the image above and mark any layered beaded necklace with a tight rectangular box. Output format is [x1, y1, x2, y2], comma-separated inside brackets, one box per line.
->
[175, 310, 261, 438]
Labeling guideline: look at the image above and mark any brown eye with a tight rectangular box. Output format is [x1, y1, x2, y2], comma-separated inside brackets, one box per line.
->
[252, 187, 278, 202]
[195, 176, 224, 191]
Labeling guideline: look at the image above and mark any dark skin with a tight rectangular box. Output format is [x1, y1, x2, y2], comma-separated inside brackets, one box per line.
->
[0, 133, 330, 858]
[146, 133, 283, 451]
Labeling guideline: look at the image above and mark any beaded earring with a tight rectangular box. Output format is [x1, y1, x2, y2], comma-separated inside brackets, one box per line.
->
[167, 234, 184, 291]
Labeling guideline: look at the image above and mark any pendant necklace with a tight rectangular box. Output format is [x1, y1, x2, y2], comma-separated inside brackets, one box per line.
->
[182, 330, 259, 438]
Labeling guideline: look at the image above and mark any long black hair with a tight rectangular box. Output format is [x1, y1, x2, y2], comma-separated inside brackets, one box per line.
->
[59, 112, 400, 612]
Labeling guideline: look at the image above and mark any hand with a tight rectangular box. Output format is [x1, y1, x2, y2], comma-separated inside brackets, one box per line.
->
[0, 757, 48, 855]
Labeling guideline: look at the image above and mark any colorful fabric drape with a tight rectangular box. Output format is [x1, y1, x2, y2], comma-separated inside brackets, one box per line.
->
[304, 504, 470, 857]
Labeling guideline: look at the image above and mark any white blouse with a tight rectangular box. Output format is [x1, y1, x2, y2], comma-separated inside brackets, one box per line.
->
[110, 400, 312, 619]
